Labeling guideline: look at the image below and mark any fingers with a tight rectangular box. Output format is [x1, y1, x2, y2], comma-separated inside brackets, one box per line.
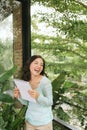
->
[13, 87, 20, 98]
[28, 90, 39, 99]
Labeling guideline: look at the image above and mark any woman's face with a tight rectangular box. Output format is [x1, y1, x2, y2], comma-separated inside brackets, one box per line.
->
[30, 58, 44, 76]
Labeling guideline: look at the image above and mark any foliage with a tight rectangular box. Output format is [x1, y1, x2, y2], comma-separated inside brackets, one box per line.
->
[31, 1, 87, 79]
[0, 0, 87, 129]
[31, 1, 87, 129]
[0, 39, 13, 70]
[0, 67, 27, 130]
[52, 71, 87, 129]
[1, 65, 86, 130]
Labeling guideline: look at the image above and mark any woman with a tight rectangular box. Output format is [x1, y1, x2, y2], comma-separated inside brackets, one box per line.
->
[14, 55, 53, 130]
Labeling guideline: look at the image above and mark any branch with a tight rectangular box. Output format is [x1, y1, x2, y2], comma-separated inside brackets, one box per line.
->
[76, 0, 87, 9]
[53, 100, 87, 111]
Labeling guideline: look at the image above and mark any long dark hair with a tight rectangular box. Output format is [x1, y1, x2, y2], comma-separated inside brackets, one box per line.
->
[21, 55, 47, 81]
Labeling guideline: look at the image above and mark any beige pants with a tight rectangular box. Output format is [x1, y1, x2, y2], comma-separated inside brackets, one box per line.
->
[25, 121, 53, 130]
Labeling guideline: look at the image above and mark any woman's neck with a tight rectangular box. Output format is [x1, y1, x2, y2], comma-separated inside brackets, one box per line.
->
[30, 75, 42, 89]
[30, 75, 42, 82]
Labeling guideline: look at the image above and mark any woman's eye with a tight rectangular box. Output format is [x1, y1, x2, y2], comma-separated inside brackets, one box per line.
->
[41, 64, 43, 66]
[34, 62, 38, 64]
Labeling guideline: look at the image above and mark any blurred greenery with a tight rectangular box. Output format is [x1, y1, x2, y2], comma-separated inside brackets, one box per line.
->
[0, 0, 87, 129]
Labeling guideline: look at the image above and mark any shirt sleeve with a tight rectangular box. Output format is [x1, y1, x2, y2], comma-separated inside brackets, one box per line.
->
[36, 82, 53, 107]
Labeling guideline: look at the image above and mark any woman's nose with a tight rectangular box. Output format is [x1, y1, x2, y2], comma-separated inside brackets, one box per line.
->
[37, 65, 42, 69]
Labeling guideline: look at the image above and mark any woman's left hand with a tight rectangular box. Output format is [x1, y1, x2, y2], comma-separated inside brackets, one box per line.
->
[28, 90, 39, 99]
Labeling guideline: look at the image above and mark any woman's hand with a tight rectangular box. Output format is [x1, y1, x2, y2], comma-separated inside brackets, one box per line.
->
[28, 90, 39, 99]
[13, 87, 20, 98]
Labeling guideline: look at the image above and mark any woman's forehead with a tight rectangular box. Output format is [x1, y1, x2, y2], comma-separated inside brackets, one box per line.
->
[34, 58, 43, 61]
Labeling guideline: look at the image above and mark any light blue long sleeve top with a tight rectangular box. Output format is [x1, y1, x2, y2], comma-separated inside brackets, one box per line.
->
[18, 76, 53, 126]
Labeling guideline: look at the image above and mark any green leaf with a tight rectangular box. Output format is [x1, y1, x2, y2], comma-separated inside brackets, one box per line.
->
[0, 93, 14, 103]
[0, 66, 17, 83]
[9, 106, 27, 130]
[57, 107, 70, 121]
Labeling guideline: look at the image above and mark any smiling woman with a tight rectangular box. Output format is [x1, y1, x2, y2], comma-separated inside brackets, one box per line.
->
[13, 55, 53, 130]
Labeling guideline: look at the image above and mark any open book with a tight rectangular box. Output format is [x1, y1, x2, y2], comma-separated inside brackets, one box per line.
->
[14, 79, 36, 103]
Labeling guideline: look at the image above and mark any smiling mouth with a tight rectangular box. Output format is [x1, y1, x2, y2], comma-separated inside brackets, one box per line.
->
[34, 69, 40, 73]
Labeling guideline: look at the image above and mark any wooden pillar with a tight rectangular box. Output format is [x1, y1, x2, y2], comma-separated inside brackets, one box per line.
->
[13, 2, 23, 77]
[13, 0, 31, 77]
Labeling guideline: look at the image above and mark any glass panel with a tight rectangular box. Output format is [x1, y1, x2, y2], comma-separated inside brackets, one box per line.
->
[0, 14, 13, 73]
[0, 0, 21, 73]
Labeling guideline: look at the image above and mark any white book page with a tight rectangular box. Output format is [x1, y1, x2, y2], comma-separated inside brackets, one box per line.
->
[14, 79, 36, 103]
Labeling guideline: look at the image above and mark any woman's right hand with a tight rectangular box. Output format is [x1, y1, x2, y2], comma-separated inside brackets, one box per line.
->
[13, 87, 20, 98]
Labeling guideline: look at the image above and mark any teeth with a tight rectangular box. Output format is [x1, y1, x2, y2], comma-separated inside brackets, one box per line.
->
[35, 69, 39, 71]
[35, 70, 39, 72]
